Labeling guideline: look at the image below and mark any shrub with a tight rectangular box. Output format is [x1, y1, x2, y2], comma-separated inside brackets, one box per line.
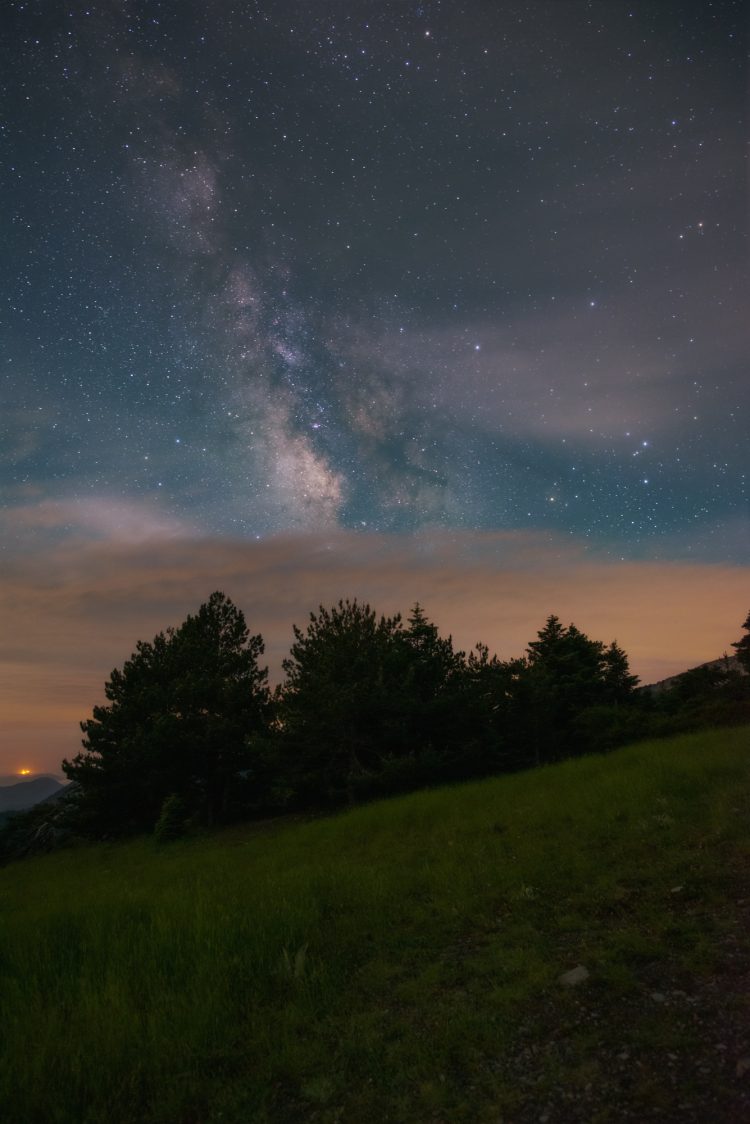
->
[154, 793, 190, 844]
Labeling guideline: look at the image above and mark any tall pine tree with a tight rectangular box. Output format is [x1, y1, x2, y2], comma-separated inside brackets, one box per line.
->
[64, 593, 270, 833]
[732, 610, 750, 673]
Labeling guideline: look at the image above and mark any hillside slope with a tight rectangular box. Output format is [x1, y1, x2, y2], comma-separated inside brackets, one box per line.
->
[0, 776, 63, 812]
[1, 727, 749, 1123]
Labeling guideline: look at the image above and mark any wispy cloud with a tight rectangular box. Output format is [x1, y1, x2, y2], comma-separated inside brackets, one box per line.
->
[1, 496, 196, 548]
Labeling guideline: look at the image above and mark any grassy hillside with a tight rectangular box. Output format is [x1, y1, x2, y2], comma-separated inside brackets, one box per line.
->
[2, 728, 749, 1123]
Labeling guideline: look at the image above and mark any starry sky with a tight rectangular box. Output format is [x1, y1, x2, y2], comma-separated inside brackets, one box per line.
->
[1, 1, 748, 773]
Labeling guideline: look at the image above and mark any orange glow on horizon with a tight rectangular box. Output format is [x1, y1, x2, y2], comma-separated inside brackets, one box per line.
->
[0, 528, 747, 775]
[18, 768, 32, 776]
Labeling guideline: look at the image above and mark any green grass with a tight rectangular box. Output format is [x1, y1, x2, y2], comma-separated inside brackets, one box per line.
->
[2, 727, 749, 1123]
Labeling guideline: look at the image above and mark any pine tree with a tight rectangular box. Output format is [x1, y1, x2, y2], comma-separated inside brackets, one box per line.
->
[521, 615, 637, 761]
[64, 592, 270, 834]
[602, 641, 640, 702]
[399, 602, 468, 760]
[732, 611, 750, 673]
[278, 600, 404, 804]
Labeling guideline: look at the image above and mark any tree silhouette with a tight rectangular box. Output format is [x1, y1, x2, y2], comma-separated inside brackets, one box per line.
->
[602, 640, 640, 702]
[732, 610, 750, 674]
[521, 615, 638, 761]
[64, 592, 269, 833]
[398, 603, 470, 766]
[278, 600, 405, 804]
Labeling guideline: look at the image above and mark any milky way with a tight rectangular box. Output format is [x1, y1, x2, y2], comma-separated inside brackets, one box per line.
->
[3, 0, 747, 556]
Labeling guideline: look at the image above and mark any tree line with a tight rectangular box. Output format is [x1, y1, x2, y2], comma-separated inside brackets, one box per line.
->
[42, 594, 748, 842]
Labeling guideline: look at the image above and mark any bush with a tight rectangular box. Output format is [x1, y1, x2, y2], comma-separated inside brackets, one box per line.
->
[154, 794, 190, 845]
[573, 704, 655, 754]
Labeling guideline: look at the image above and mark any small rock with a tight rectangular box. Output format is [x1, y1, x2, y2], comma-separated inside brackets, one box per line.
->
[651, 992, 666, 1003]
[559, 964, 590, 987]
[670, 885, 684, 894]
[737, 1056, 750, 1079]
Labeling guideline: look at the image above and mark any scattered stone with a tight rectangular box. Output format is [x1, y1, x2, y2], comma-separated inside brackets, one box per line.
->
[670, 885, 684, 893]
[737, 1056, 750, 1079]
[651, 992, 666, 1003]
[559, 964, 590, 987]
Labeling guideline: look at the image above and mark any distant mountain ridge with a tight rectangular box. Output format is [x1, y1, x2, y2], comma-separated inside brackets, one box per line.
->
[643, 654, 745, 695]
[0, 777, 65, 813]
[0, 773, 64, 788]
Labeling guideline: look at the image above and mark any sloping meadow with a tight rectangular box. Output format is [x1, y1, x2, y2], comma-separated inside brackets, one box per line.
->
[2, 726, 749, 1122]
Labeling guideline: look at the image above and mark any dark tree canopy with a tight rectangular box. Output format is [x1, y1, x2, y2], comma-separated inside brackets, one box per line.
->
[521, 615, 639, 761]
[63, 592, 269, 833]
[49, 589, 747, 848]
[278, 599, 406, 803]
[601, 641, 641, 703]
[396, 603, 469, 758]
[277, 600, 477, 803]
[732, 611, 750, 674]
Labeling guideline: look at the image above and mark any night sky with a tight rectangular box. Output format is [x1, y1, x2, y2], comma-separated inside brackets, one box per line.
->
[1, 1, 748, 772]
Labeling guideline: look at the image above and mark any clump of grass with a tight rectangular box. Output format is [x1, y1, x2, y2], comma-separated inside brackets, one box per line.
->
[1, 726, 748, 1122]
